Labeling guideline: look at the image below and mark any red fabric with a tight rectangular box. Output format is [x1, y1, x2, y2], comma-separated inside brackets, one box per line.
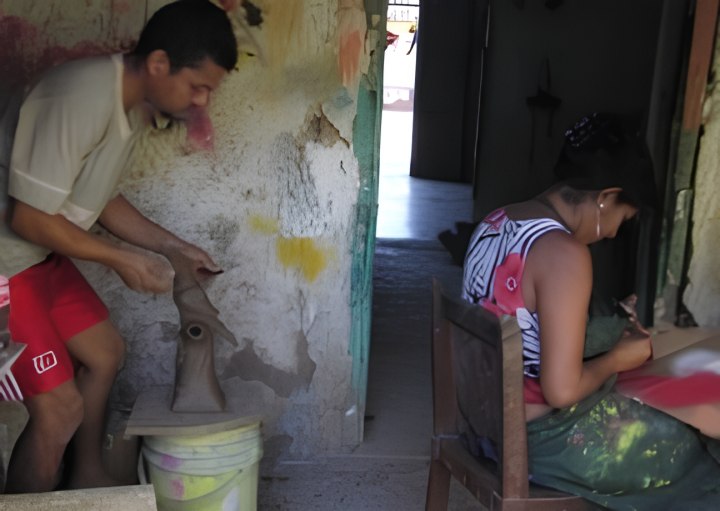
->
[524, 376, 547, 404]
[492, 253, 525, 315]
[7, 255, 109, 399]
[616, 370, 720, 408]
[386, 31, 399, 46]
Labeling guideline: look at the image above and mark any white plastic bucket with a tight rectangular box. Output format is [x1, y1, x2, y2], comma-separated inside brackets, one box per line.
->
[141, 422, 263, 511]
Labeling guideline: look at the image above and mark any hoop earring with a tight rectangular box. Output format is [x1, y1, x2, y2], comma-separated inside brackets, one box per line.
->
[596, 206, 601, 239]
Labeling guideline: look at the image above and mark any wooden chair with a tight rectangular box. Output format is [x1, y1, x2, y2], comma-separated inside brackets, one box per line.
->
[426, 279, 598, 510]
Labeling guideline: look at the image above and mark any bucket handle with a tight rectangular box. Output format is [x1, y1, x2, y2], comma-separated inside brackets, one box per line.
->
[137, 451, 149, 485]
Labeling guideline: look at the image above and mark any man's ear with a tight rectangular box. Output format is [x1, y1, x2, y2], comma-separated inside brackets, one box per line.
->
[597, 187, 623, 207]
[146, 49, 170, 77]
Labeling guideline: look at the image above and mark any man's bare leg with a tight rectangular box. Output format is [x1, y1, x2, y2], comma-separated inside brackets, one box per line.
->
[5, 380, 83, 492]
[65, 319, 125, 489]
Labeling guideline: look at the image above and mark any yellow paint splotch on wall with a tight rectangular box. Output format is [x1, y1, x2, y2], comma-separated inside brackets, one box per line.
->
[248, 214, 331, 282]
[276, 237, 330, 282]
[249, 214, 279, 234]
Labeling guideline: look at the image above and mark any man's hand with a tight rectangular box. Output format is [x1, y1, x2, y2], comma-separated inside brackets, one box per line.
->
[113, 250, 175, 294]
[166, 241, 222, 276]
[98, 194, 227, 294]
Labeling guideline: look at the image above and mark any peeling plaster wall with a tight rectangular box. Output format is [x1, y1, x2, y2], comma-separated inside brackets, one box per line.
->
[0, 0, 378, 458]
[684, 31, 720, 327]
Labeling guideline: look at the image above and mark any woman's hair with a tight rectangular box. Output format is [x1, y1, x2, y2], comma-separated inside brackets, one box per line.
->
[131, 0, 238, 72]
[554, 112, 658, 210]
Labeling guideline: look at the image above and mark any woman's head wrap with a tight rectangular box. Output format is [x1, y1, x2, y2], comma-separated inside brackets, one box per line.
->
[554, 112, 658, 210]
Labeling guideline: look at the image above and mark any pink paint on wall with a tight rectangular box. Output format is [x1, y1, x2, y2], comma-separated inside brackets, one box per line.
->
[185, 106, 215, 153]
[0, 14, 125, 88]
[111, 0, 132, 15]
[336, 2, 366, 88]
[339, 29, 363, 87]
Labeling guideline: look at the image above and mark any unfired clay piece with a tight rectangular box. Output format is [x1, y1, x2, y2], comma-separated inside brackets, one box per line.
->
[168, 254, 238, 413]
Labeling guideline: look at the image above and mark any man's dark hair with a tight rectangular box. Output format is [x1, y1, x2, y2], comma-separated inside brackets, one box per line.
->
[132, 0, 238, 72]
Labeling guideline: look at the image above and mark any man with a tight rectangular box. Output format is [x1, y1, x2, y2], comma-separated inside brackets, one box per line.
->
[0, 0, 237, 492]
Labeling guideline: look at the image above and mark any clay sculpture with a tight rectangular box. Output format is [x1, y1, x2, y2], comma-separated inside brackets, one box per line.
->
[168, 253, 238, 413]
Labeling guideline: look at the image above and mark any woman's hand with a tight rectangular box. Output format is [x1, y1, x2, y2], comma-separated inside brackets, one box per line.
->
[610, 329, 653, 372]
[619, 294, 650, 336]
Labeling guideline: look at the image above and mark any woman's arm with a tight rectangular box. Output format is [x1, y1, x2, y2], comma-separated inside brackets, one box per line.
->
[524, 233, 651, 409]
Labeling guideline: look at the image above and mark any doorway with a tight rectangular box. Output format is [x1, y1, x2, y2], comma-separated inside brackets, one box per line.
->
[357, 0, 473, 457]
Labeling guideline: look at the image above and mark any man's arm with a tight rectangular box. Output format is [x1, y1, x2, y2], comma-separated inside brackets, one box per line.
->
[98, 194, 222, 274]
[9, 200, 174, 294]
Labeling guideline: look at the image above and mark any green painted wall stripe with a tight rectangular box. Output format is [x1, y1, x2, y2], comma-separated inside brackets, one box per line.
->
[349, 1, 386, 420]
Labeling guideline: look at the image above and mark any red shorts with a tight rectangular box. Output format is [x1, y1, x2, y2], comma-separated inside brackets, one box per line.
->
[7, 255, 109, 400]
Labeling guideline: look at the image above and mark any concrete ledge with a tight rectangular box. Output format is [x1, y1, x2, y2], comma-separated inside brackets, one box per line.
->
[0, 484, 157, 510]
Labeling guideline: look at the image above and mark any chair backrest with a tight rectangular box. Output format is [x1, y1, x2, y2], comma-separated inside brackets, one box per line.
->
[431, 278, 528, 499]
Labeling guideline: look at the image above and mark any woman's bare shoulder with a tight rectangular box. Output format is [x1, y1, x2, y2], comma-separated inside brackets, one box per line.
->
[527, 230, 591, 274]
[520, 228, 591, 312]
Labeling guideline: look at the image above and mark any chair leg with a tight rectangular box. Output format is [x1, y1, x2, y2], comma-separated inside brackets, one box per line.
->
[426, 459, 451, 511]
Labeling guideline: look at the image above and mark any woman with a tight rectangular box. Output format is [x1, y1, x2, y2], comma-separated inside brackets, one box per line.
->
[462, 113, 720, 510]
